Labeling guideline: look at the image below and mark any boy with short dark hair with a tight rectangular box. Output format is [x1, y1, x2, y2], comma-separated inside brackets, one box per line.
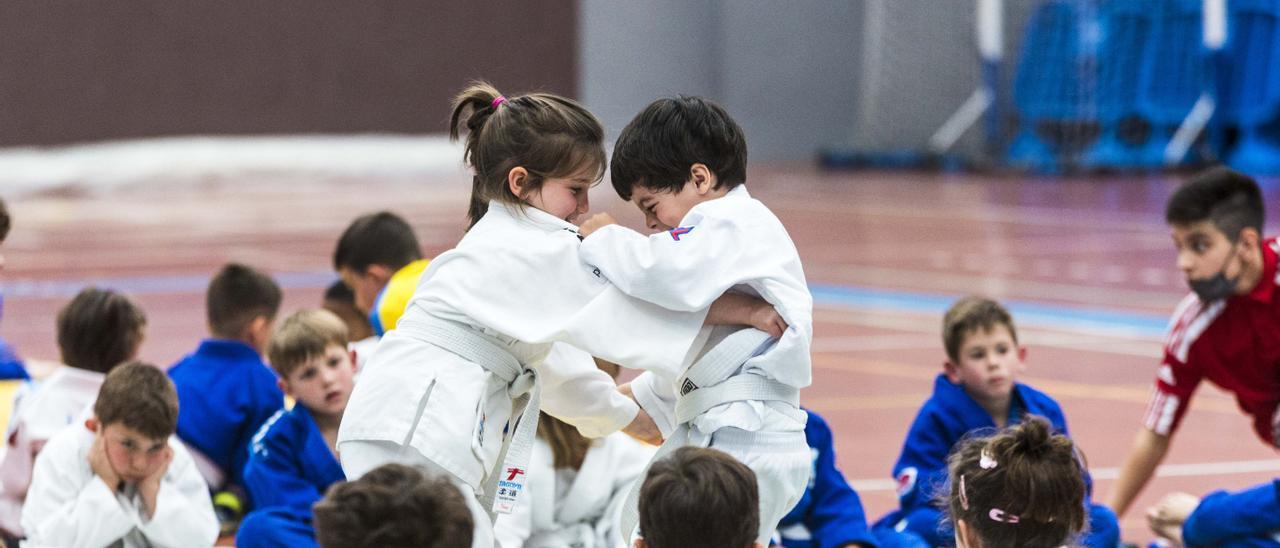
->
[872, 296, 1117, 547]
[577, 96, 812, 543]
[321, 280, 378, 370]
[235, 309, 355, 548]
[1111, 166, 1280, 519]
[312, 463, 474, 548]
[21, 362, 218, 546]
[167, 263, 284, 511]
[636, 446, 760, 548]
[333, 211, 429, 336]
[0, 287, 147, 538]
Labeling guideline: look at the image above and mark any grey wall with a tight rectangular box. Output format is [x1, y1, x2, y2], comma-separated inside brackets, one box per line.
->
[579, 0, 864, 162]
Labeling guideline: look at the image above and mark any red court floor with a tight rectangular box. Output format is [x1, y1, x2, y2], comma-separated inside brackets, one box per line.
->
[3, 166, 1277, 543]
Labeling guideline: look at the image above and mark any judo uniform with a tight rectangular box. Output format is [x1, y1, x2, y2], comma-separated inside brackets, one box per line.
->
[494, 432, 654, 548]
[872, 374, 1118, 547]
[168, 339, 285, 493]
[20, 424, 218, 548]
[1182, 479, 1280, 548]
[579, 185, 813, 542]
[0, 367, 104, 537]
[774, 410, 878, 548]
[236, 406, 345, 548]
[338, 201, 707, 548]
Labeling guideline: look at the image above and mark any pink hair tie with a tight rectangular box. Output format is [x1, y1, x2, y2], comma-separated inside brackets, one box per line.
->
[491, 95, 507, 109]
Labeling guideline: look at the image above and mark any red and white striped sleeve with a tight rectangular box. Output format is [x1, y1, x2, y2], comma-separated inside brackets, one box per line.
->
[1144, 294, 1221, 436]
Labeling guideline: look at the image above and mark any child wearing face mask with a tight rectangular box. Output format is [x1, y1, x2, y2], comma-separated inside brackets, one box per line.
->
[1110, 167, 1280, 521]
[870, 296, 1117, 547]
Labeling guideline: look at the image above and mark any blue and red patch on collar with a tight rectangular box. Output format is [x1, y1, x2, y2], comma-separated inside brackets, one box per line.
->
[669, 226, 694, 241]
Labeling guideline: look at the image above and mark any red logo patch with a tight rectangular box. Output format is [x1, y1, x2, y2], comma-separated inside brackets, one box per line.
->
[669, 226, 694, 241]
[505, 467, 526, 482]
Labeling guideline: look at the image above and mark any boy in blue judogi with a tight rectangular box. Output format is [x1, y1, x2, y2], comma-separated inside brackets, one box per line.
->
[872, 296, 1118, 547]
[236, 309, 354, 548]
[168, 263, 284, 526]
[1148, 478, 1280, 547]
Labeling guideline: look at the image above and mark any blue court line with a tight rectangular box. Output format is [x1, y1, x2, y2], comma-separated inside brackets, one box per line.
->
[0, 271, 1170, 338]
[811, 283, 1169, 339]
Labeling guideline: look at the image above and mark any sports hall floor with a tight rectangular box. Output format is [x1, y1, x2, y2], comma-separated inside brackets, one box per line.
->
[3, 166, 1277, 543]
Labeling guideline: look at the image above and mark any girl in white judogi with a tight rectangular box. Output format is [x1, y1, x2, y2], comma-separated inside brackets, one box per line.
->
[494, 357, 655, 548]
[336, 83, 780, 548]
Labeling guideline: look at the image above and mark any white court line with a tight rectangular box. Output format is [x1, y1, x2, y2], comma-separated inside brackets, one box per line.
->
[850, 459, 1280, 492]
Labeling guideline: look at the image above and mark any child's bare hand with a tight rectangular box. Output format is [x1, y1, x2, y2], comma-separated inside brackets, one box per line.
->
[578, 213, 618, 238]
[750, 303, 788, 339]
[87, 435, 120, 494]
[622, 407, 663, 446]
[137, 445, 173, 520]
[1146, 492, 1199, 545]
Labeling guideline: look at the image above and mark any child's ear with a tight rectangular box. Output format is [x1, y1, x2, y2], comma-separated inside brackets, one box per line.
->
[507, 166, 530, 198]
[84, 417, 99, 433]
[689, 163, 716, 194]
[247, 315, 272, 352]
[277, 378, 293, 399]
[1018, 345, 1029, 366]
[364, 264, 392, 286]
[348, 349, 358, 372]
[632, 539, 646, 548]
[943, 360, 961, 383]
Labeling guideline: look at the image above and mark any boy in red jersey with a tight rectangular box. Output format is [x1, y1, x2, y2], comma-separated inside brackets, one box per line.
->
[1110, 167, 1280, 518]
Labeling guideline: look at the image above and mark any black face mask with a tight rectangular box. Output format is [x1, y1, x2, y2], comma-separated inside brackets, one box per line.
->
[1188, 242, 1242, 302]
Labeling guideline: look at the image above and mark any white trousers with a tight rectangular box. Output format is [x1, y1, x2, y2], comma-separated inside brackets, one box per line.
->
[340, 439, 497, 548]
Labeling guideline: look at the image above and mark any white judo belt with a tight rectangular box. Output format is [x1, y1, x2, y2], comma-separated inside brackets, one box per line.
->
[618, 328, 800, 542]
[402, 317, 539, 520]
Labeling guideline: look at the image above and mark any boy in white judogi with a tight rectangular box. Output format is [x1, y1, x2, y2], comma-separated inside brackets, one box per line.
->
[22, 363, 217, 548]
[578, 95, 814, 544]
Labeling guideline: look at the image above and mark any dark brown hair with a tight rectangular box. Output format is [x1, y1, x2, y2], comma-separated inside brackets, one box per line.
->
[1165, 166, 1264, 241]
[448, 81, 606, 228]
[947, 417, 1087, 548]
[267, 309, 349, 379]
[57, 287, 147, 374]
[206, 263, 281, 339]
[943, 296, 1019, 363]
[94, 362, 179, 440]
[638, 446, 758, 548]
[313, 463, 473, 548]
[322, 280, 374, 341]
[610, 95, 748, 201]
[538, 413, 592, 470]
[332, 211, 422, 273]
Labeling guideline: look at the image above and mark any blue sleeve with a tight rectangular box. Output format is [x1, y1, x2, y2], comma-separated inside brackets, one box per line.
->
[242, 418, 324, 514]
[233, 368, 284, 489]
[1183, 480, 1280, 547]
[803, 413, 877, 548]
[894, 405, 953, 512]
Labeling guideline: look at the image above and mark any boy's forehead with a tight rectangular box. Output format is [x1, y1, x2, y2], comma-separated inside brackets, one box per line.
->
[960, 323, 1016, 345]
[1170, 220, 1225, 240]
[103, 422, 166, 444]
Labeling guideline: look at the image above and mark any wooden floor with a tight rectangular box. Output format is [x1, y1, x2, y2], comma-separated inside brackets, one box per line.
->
[4, 165, 1277, 543]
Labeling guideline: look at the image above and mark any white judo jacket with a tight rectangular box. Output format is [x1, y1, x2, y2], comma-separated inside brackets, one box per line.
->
[338, 201, 706, 491]
[20, 424, 218, 548]
[579, 185, 813, 436]
[494, 432, 655, 548]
